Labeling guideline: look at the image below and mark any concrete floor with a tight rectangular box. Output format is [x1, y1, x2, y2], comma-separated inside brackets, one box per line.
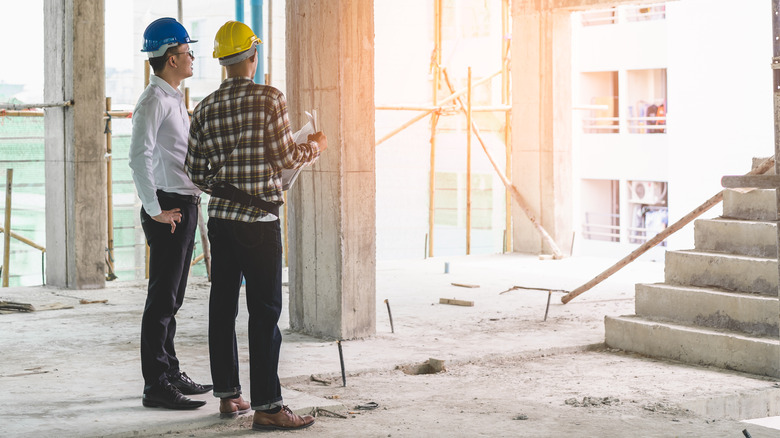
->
[1, 253, 779, 437]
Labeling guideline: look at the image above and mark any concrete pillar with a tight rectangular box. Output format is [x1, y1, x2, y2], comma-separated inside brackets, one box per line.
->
[285, 1, 376, 339]
[44, 0, 106, 289]
[511, 1, 573, 255]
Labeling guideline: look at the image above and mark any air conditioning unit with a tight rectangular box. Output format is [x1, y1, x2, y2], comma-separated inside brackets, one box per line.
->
[629, 181, 667, 205]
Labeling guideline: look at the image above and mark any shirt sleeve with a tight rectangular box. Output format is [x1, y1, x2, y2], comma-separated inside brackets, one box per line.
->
[185, 110, 211, 192]
[128, 93, 164, 217]
[264, 92, 321, 171]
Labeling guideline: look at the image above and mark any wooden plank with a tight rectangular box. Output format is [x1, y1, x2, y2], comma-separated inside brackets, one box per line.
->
[561, 156, 775, 304]
[451, 283, 480, 288]
[439, 298, 474, 307]
[0, 301, 34, 312]
[721, 174, 780, 189]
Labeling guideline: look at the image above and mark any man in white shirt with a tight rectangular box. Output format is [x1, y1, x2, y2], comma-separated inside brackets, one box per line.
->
[129, 17, 211, 410]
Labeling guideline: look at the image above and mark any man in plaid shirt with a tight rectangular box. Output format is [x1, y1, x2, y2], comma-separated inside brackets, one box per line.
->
[186, 21, 327, 431]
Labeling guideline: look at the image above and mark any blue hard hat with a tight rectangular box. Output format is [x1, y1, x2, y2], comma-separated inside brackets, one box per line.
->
[141, 17, 197, 58]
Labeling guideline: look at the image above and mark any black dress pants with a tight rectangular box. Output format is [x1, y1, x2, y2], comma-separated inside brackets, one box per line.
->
[139, 194, 198, 390]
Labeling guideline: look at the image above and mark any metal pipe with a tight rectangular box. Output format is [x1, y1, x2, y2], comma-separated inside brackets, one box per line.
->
[252, 0, 264, 84]
[236, 0, 244, 22]
[337, 340, 346, 387]
[384, 299, 395, 333]
[266, 0, 273, 85]
[3, 169, 13, 287]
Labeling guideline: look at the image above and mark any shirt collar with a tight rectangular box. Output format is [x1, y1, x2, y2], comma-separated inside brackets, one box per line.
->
[221, 76, 254, 87]
[150, 74, 183, 97]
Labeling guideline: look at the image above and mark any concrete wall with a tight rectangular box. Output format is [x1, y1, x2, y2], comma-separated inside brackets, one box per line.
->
[285, 0, 376, 340]
[512, 2, 573, 255]
[44, 0, 106, 289]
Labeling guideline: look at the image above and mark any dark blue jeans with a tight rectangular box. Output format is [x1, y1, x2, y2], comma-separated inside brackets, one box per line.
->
[139, 196, 198, 390]
[207, 218, 283, 411]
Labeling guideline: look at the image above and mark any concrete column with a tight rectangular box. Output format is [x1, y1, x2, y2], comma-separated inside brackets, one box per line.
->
[511, 1, 573, 255]
[285, 1, 376, 339]
[44, 0, 106, 289]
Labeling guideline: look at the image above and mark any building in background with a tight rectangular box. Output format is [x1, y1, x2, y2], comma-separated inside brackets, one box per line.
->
[571, 1, 772, 260]
[0, 0, 775, 285]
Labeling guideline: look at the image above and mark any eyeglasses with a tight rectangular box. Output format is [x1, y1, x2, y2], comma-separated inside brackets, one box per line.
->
[167, 50, 194, 61]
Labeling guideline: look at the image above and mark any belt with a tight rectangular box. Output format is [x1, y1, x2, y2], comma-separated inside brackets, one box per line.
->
[156, 190, 200, 205]
[210, 182, 281, 217]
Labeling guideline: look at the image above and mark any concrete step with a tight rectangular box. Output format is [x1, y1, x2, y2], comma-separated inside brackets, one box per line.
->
[723, 189, 777, 221]
[665, 250, 777, 296]
[694, 217, 777, 258]
[605, 315, 780, 378]
[636, 283, 778, 337]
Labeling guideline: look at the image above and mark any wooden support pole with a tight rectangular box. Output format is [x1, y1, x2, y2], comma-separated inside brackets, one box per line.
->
[376, 70, 503, 147]
[283, 192, 289, 267]
[502, 0, 512, 253]
[0, 226, 45, 252]
[561, 157, 776, 304]
[105, 97, 116, 280]
[466, 67, 473, 255]
[3, 169, 12, 287]
[428, 112, 439, 258]
[196, 209, 211, 280]
[442, 69, 564, 260]
[428, 0, 442, 258]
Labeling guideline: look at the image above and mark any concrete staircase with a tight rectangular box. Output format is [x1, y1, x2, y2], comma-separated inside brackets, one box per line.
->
[605, 187, 780, 377]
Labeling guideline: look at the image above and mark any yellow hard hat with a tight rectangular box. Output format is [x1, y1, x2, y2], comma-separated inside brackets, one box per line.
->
[213, 21, 262, 64]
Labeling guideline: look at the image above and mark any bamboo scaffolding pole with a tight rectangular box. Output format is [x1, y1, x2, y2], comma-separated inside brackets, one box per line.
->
[283, 192, 289, 266]
[466, 67, 473, 255]
[428, 0, 442, 258]
[428, 112, 440, 258]
[560, 156, 777, 304]
[0, 226, 45, 252]
[105, 97, 116, 280]
[191, 252, 204, 266]
[377, 105, 510, 112]
[1, 110, 133, 118]
[376, 70, 503, 147]
[377, 105, 509, 112]
[502, 0, 512, 253]
[3, 169, 13, 287]
[442, 69, 564, 260]
[0, 101, 73, 110]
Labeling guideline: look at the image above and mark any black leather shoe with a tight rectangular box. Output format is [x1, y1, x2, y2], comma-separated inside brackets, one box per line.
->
[143, 382, 206, 410]
[170, 372, 213, 395]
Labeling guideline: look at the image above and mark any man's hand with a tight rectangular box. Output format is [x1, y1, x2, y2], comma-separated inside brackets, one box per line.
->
[152, 208, 182, 234]
[308, 131, 328, 152]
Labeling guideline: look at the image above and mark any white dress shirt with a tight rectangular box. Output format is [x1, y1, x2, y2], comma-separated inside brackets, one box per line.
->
[129, 75, 201, 217]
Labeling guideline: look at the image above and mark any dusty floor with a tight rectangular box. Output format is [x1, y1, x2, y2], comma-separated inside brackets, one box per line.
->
[1, 253, 778, 437]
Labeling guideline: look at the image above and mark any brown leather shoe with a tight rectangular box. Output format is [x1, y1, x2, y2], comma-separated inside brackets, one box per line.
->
[219, 395, 251, 418]
[251, 406, 315, 431]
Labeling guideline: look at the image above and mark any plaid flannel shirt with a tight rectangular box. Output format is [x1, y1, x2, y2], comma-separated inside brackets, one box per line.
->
[186, 77, 321, 222]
